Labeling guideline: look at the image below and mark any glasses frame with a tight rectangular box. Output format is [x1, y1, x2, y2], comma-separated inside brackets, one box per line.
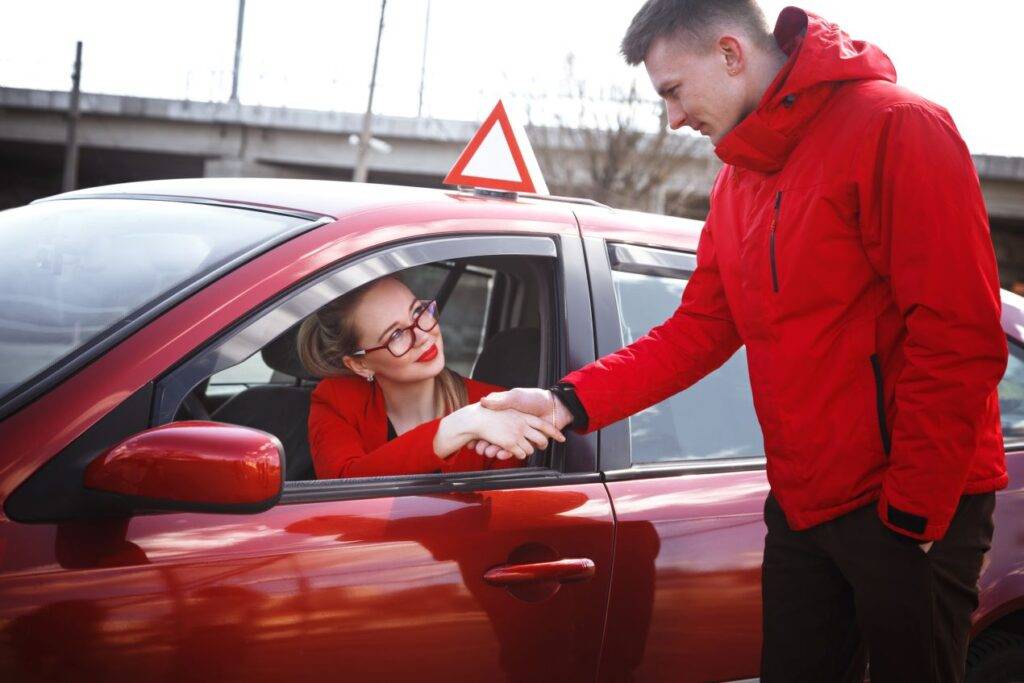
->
[351, 299, 439, 358]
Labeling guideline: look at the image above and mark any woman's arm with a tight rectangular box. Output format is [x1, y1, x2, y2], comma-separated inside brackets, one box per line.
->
[308, 386, 564, 479]
[308, 391, 448, 478]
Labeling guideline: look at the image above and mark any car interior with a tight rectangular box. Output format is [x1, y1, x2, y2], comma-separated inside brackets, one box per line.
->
[173, 255, 557, 481]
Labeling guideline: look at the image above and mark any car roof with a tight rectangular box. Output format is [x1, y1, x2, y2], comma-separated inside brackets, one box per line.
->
[44, 178, 704, 246]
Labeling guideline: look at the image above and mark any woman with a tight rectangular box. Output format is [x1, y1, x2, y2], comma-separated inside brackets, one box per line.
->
[298, 275, 563, 479]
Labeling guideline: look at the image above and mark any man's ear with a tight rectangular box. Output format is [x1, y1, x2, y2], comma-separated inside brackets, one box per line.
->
[719, 35, 744, 75]
[342, 355, 372, 380]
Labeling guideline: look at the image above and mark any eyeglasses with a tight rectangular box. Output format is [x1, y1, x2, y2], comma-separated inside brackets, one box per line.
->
[351, 300, 439, 358]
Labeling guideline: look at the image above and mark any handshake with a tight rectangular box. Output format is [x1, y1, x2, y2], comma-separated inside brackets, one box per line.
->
[433, 388, 574, 461]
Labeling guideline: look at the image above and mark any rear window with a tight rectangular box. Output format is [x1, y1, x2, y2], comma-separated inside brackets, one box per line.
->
[0, 198, 309, 402]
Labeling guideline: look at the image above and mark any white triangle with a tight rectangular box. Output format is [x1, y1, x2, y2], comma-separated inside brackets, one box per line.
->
[507, 112, 549, 195]
[461, 121, 523, 183]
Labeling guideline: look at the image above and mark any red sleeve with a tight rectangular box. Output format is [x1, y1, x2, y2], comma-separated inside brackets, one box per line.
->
[857, 103, 1007, 541]
[464, 377, 506, 401]
[308, 382, 444, 479]
[561, 180, 743, 434]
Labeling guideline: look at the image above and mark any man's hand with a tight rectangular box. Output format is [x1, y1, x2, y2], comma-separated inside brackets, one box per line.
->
[468, 388, 573, 460]
[437, 403, 565, 460]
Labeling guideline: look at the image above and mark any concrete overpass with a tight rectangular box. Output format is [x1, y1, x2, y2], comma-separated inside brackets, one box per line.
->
[2, 85, 1023, 278]
[0, 86, 718, 208]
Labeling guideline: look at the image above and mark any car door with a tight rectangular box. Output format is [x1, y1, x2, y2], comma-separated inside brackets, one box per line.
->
[582, 237, 769, 683]
[0, 207, 615, 682]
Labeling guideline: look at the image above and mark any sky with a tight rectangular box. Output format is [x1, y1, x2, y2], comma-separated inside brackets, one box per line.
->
[1, 0, 1022, 156]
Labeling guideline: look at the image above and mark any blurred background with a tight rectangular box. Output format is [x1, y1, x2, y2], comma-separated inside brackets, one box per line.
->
[2, 0, 1022, 283]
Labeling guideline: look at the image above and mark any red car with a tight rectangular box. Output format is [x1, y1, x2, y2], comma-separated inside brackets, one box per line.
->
[1, 178, 1022, 682]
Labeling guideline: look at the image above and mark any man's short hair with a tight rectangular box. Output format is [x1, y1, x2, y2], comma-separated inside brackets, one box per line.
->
[621, 0, 774, 65]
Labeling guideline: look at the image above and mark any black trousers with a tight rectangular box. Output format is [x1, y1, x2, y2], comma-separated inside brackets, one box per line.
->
[760, 491, 995, 683]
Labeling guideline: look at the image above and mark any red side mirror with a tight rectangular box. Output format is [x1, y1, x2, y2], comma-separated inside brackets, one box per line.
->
[84, 421, 283, 513]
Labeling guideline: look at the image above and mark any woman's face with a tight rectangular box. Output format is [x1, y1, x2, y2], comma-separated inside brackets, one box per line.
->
[343, 278, 446, 383]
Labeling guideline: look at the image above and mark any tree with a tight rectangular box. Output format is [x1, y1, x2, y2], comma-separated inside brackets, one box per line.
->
[525, 55, 718, 218]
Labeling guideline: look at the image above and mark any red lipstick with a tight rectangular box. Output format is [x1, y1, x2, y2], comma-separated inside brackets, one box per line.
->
[415, 344, 438, 363]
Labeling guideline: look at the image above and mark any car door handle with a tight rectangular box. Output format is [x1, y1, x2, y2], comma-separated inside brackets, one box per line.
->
[483, 558, 596, 586]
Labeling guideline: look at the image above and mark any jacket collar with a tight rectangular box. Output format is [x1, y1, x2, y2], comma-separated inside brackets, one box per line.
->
[714, 7, 897, 173]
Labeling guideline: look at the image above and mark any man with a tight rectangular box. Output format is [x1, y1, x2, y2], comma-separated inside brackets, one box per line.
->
[473, 1, 1008, 681]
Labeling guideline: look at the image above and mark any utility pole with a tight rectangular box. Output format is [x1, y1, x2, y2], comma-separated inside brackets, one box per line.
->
[417, 0, 431, 119]
[61, 41, 83, 193]
[229, 0, 246, 102]
[353, 0, 387, 183]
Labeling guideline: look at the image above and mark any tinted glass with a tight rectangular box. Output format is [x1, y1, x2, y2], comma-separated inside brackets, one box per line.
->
[999, 341, 1024, 440]
[0, 199, 308, 400]
[611, 268, 765, 463]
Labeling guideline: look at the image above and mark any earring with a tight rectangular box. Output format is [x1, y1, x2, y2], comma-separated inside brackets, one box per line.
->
[366, 373, 375, 383]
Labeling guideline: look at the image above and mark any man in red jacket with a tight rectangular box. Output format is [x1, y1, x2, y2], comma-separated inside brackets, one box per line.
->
[477, 1, 1007, 681]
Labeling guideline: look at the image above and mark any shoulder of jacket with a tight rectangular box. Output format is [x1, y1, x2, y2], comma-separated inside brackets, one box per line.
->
[312, 374, 371, 405]
[838, 80, 947, 120]
[464, 375, 506, 401]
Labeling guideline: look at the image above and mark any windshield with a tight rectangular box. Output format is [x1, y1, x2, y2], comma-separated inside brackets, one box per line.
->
[0, 198, 310, 403]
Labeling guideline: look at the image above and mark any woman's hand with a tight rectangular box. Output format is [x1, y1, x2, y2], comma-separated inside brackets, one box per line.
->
[433, 403, 565, 460]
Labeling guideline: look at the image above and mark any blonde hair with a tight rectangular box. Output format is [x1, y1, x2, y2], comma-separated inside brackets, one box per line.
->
[297, 276, 468, 416]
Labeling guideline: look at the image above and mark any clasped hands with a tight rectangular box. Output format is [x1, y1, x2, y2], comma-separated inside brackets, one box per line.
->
[433, 388, 572, 461]
[467, 388, 573, 460]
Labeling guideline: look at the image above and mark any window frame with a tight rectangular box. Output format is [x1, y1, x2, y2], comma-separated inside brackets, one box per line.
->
[152, 232, 601, 505]
[584, 237, 767, 480]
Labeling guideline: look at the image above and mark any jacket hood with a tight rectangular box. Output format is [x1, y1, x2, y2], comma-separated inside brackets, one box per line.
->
[715, 7, 897, 172]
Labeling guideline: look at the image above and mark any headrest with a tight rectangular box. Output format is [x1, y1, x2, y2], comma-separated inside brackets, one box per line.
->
[471, 327, 540, 389]
[262, 323, 320, 381]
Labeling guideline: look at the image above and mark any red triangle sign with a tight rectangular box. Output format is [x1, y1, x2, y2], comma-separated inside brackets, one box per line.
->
[444, 100, 548, 194]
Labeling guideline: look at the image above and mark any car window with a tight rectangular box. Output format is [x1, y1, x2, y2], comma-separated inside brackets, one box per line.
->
[999, 340, 1024, 441]
[158, 240, 559, 483]
[206, 353, 290, 397]
[0, 198, 309, 402]
[610, 257, 765, 464]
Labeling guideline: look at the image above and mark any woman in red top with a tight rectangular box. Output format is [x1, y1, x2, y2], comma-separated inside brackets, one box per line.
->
[297, 275, 563, 479]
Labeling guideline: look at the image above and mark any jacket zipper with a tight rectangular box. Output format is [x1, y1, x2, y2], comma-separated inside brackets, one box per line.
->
[870, 353, 892, 455]
[769, 191, 782, 293]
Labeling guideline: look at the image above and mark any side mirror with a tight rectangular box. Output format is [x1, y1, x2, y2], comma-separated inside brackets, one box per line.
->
[84, 421, 283, 514]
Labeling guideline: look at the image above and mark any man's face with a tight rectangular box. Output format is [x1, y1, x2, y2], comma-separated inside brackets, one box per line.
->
[645, 31, 749, 145]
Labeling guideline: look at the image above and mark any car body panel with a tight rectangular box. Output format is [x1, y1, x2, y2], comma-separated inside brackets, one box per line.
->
[599, 471, 768, 682]
[0, 485, 614, 681]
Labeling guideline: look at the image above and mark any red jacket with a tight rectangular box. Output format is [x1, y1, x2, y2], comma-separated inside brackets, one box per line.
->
[563, 8, 1007, 541]
[308, 374, 523, 479]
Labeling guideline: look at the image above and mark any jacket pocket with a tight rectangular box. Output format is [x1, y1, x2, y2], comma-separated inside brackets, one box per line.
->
[769, 191, 782, 293]
[870, 353, 891, 455]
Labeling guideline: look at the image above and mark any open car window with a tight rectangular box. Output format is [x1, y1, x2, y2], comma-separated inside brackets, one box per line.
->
[154, 235, 564, 487]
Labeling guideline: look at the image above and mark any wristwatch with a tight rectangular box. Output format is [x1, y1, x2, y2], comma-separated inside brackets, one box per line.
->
[547, 381, 589, 433]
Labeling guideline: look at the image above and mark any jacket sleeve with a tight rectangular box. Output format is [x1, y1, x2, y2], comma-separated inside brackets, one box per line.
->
[858, 103, 1007, 541]
[561, 187, 743, 434]
[308, 384, 444, 479]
